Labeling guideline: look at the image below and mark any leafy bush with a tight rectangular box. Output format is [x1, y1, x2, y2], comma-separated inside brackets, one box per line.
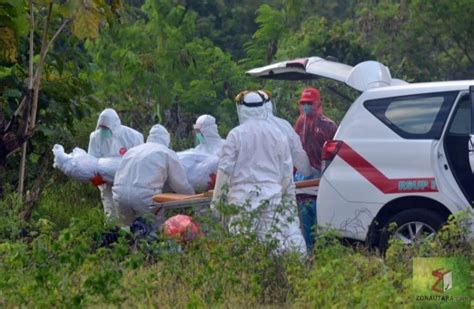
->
[0, 185, 472, 307]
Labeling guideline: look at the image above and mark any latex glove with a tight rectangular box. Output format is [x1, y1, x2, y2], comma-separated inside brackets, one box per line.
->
[211, 169, 230, 205]
[91, 173, 106, 186]
[294, 168, 321, 182]
[281, 176, 292, 194]
[310, 167, 322, 179]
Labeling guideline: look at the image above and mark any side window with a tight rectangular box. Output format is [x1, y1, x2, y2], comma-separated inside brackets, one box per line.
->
[448, 95, 470, 135]
[364, 92, 458, 139]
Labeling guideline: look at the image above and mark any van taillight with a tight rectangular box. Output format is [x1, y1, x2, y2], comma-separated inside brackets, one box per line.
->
[321, 140, 342, 173]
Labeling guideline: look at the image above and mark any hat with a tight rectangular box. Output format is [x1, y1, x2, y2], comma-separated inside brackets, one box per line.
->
[298, 87, 320, 104]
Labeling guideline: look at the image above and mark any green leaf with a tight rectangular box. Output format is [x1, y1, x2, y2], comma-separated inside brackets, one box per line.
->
[58, 0, 81, 19]
[2, 88, 22, 98]
[71, 7, 101, 39]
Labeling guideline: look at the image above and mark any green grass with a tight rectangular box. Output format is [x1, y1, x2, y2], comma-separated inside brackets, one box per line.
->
[0, 181, 472, 308]
[33, 177, 102, 230]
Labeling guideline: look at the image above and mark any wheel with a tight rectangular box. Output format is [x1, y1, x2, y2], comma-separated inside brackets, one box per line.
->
[378, 208, 446, 251]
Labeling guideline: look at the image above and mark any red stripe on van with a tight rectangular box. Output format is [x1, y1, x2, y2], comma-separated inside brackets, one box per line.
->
[337, 142, 438, 194]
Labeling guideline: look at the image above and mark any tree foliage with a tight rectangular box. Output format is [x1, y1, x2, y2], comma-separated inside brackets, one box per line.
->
[1, 0, 473, 203]
[86, 0, 255, 139]
[0, 0, 120, 203]
[0, 0, 28, 62]
[0, 1, 473, 305]
[356, 0, 474, 80]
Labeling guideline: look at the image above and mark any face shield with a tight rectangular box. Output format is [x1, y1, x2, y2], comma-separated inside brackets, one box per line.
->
[234, 90, 271, 124]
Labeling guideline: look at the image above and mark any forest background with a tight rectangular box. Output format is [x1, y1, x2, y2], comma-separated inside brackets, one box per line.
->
[0, 0, 472, 307]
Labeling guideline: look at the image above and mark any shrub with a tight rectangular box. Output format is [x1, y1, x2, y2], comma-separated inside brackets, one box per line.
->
[0, 185, 472, 307]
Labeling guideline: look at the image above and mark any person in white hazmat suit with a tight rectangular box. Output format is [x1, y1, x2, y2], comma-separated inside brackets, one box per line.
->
[212, 91, 306, 254]
[261, 91, 313, 178]
[192, 114, 225, 156]
[88, 108, 144, 220]
[112, 124, 195, 226]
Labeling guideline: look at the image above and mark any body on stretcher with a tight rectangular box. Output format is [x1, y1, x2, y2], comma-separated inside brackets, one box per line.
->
[151, 179, 320, 214]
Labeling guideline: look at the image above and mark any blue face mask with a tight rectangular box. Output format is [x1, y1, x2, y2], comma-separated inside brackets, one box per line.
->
[99, 127, 112, 139]
[196, 132, 206, 145]
[303, 104, 312, 115]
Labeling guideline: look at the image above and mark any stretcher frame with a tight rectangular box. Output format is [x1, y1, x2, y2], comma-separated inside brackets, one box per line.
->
[151, 179, 320, 214]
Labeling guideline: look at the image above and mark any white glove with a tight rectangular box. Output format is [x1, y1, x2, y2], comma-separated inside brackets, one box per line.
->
[281, 175, 292, 195]
[211, 168, 230, 204]
[310, 167, 322, 179]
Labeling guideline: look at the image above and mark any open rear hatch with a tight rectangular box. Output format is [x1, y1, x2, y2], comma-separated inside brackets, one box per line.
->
[246, 56, 407, 92]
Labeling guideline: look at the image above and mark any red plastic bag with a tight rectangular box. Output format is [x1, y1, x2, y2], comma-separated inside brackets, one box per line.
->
[164, 215, 201, 243]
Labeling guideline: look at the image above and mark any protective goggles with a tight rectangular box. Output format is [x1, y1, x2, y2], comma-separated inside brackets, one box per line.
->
[234, 90, 271, 107]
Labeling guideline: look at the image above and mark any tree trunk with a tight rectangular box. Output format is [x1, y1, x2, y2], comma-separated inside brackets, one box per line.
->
[18, 0, 36, 197]
[19, 152, 53, 221]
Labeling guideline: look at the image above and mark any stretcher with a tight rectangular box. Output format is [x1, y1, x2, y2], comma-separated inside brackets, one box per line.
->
[151, 179, 320, 213]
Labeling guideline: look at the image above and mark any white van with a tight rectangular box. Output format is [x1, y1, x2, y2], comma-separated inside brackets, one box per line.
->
[248, 57, 474, 249]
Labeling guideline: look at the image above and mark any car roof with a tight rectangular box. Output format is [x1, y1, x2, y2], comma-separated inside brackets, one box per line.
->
[363, 80, 474, 99]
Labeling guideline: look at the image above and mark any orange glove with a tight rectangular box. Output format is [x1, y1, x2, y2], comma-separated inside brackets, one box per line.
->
[207, 173, 216, 190]
[91, 174, 106, 186]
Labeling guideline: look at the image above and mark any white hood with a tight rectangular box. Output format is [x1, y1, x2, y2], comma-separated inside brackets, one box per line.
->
[237, 92, 269, 124]
[147, 124, 170, 147]
[193, 115, 221, 140]
[265, 100, 275, 115]
[96, 108, 122, 135]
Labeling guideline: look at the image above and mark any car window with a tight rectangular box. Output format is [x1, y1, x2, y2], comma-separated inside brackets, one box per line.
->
[364, 92, 458, 139]
[385, 97, 444, 134]
[448, 95, 470, 134]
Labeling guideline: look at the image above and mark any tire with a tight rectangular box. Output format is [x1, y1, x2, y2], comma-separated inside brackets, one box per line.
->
[378, 208, 446, 252]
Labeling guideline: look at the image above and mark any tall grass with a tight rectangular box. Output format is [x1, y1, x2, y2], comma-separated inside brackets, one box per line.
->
[0, 182, 472, 307]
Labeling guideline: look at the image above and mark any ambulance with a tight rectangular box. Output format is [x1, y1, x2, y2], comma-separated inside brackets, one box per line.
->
[247, 57, 474, 249]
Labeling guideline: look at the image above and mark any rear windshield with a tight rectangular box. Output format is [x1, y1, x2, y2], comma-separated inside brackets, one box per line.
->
[364, 91, 458, 139]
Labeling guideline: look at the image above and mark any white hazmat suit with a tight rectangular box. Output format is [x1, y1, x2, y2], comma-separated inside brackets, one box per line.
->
[176, 114, 224, 192]
[88, 108, 144, 220]
[112, 125, 195, 226]
[212, 91, 306, 253]
[192, 114, 225, 156]
[264, 98, 313, 177]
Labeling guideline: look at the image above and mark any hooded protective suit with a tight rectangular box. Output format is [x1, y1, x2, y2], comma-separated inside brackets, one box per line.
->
[294, 87, 337, 171]
[112, 125, 195, 226]
[264, 98, 312, 177]
[213, 91, 306, 254]
[192, 115, 225, 156]
[88, 108, 144, 220]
